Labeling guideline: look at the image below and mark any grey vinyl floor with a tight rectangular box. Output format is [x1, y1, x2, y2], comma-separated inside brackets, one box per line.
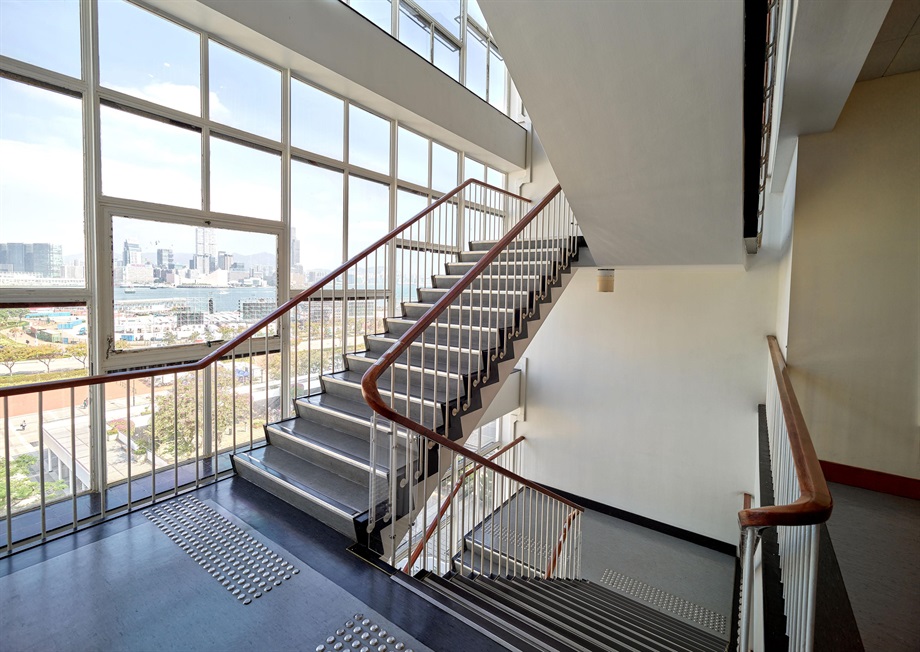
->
[825, 482, 920, 652]
[0, 479, 502, 652]
[578, 509, 736, 636]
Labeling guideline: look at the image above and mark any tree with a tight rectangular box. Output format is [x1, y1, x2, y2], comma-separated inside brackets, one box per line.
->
[0, 308, 28, 328]
[66, 342, 88, 368]
[0, 343, 30, 376]
[0, 455, 68, 510]
[28, 343, 61, 373]
[151, 365, 253, 461]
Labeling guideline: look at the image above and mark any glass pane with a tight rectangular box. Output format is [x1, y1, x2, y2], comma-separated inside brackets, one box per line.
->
[397, 188, 428, 225]
[415, 0, 461, 38]
[399, 1, 430, 59]
[99, 0, 201, 116]
[291, 80, 344, 160]
[0, 0, 80, 78]
[209, 41, 281, 141]
[210, 137, 280, 220]
[431, 143, 458, 192]
[467, 0, 487, 30]
[433, 29, 460, 80]
[111, 217, 277, 350]
[465, 26, 487, 100]
[487, 167, 505, 189]
[489, 45, 507, 112]
[0, 306, 90, 389]
[464, 156, 485, 182]
[0, 79, 84, 288]
[350, 0, 392, 32]
[291, 162, 344, 286]
[101, 106, 201, 209]
[348, 176, 390, 257]
[348, 106, 390, 174]
[397, 127, 429, 187]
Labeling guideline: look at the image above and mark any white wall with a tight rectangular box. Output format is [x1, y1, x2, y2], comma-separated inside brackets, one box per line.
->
[516, 263, 779, 544]
[764, 142, 799, 355]
[789, 72, 920, 479]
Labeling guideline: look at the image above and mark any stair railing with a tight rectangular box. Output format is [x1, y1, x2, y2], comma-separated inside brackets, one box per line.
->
[403, 436, 524, 576]
[736, 336, 832, 651]
[362, 184, 584, 579]
[0, 179, 526, 556]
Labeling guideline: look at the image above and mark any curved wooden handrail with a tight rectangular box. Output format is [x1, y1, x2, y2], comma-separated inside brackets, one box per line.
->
[404, 436, 525, 573]
[545, 507, 580, 579]
[738, 336, 832, 528]
[0, 180, 528, 399]
[361, 183, 583, 515]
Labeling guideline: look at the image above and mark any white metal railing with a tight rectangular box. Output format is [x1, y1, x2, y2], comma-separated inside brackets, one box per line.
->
[362, 184, 584, 577]
[0, 180, 527, 556]
[737, 336, 832, 651]
[399, 436, 582, 580]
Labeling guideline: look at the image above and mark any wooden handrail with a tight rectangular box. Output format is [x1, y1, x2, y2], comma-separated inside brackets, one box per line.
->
[738, 336, 832, 528]
[545, 508, 580, 579]
[361, 184, 584, 516]
[0, 180, 528, 399]
[403, 436, 525, 573]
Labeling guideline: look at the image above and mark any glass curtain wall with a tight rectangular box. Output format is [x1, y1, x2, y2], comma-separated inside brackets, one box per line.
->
[345, 0, 512, 114]
[0, 0, 509, 518]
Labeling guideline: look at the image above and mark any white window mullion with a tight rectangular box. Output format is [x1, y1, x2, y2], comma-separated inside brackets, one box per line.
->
[279, 68, 293, 418]
[201, 31, 211, 213]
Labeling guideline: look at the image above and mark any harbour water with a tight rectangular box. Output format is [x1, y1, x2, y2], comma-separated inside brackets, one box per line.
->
[115, 286, 277, 313]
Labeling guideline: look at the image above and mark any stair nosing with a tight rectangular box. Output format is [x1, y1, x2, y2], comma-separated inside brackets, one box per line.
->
[323, 372, 455, 408]
[265, 422, 390, 478]
[234, 451, 362, 519]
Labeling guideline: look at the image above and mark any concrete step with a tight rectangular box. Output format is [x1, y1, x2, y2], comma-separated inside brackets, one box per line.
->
[233, 446, 370, 540]
[265, 417, 406, 484]
[359, 337, 487, 376]
[431, 274, 544, 292]
[382, 318, 504, 349]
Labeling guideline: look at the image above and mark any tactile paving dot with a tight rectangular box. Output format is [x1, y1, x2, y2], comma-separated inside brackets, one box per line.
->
[599, 568, 727, 635]
[315, 614, 414, 652]
[144, 496, 299, 606]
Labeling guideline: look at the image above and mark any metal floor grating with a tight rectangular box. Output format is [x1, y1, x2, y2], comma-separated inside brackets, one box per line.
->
[600, 568, 727, 635]
[145, 495, 300, 605]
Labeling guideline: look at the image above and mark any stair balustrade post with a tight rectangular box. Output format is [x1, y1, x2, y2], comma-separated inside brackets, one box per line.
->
[739, 526, 761, 652]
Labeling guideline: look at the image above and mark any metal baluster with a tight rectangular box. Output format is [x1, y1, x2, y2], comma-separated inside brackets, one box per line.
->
[248, 339, 254, 447]
[150, 377, 156, 500]
[70, 388, 77, 529]
[124, 384, 131, 511]
[194, 371, 200, 488]
[3, 397, 11, 553]
[368, 413, 377, 531]
[172, 374, 178, 496]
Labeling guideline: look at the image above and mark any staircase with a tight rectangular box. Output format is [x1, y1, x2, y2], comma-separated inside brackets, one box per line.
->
[231, 233, 581, 551]
[406, 571, 728, 652]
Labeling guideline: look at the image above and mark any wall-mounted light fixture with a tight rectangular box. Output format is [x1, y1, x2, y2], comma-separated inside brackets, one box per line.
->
[597, 268, 615, 293]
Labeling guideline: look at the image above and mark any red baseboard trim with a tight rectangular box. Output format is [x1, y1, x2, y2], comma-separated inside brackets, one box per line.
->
[820, 460, 920, 500]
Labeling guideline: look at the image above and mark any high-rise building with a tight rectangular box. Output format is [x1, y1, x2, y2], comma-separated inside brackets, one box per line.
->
[123, 239, 142, 266]
[218, 251, 234, 270]
[195, 227, 215, 275]
[0, 242, 62, 277]
[291, 228, 301, 266]
[157, 248, 174, 270]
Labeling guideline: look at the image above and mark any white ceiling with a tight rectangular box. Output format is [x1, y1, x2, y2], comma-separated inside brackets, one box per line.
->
[481, 0, 745, 266]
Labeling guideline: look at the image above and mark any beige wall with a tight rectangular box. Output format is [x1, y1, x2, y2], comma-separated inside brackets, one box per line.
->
[517, 263, 778, 544]
[790, 72, 920, 479]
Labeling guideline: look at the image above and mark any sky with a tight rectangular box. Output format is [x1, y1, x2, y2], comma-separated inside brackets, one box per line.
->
[0, 0, 503, 275]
